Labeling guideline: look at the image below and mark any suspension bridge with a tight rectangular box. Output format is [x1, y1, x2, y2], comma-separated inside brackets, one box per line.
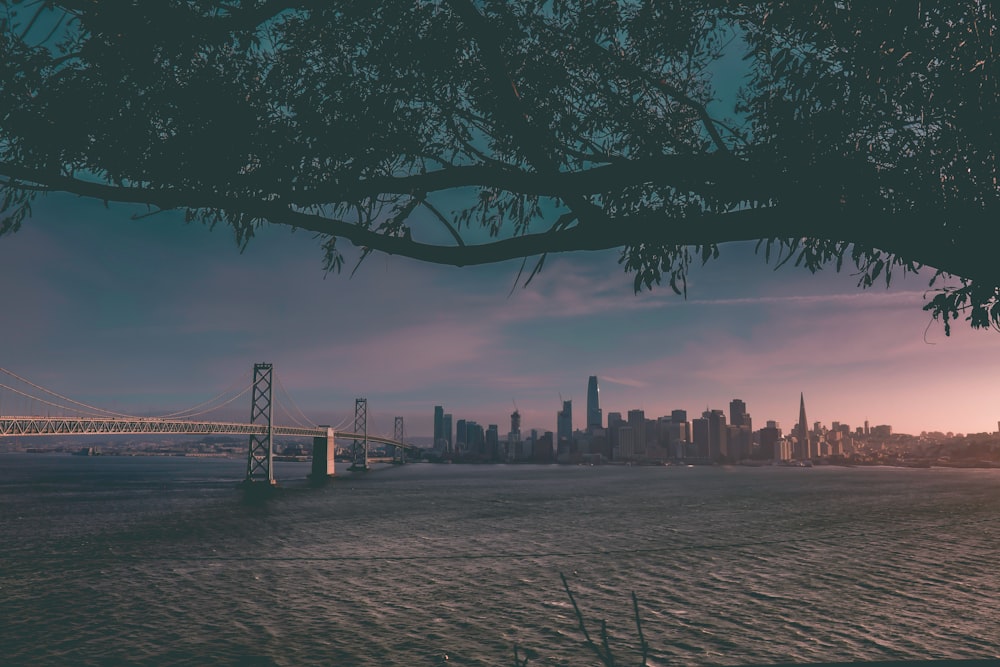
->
[0, 363, 418, 485]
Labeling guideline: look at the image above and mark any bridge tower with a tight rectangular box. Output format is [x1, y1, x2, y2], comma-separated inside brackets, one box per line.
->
[350, 398, 368, 471]
[244, 363, 275, 485]
[393, 416, 406, 464]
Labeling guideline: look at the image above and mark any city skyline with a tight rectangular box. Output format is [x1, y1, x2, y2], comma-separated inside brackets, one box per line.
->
[427, 383, 905, 445]
[3, 194, 1000, 438]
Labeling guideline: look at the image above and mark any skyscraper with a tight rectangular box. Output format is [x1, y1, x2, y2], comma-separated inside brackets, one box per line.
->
[627, 409, 646, 455]
[586, 376, 602, 432]
[486, 424, 499, 459]
[443, 413, 453, 453]
[434, 406, 444, 449]
[557, 400, 573, 452]
[465, 421, 484, 454]
[692, 417, 709, 458]
[607, 411, 623, 451]
[510, 409, 521, 436]
[729, 399, 752, 459]
[706, 409, 728, 460]
[508, 409, 522, 460]
[729, 399, 748, 427]
[796, 393, 809, 459]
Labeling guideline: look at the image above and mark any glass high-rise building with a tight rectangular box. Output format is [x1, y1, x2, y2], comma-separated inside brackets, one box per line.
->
[586, 376, 602, 432]
[434, 406, 444, 448]
[557, 400, 572, 450]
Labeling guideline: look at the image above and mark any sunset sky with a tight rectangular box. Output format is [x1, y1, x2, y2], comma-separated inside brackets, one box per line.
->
[2, 192, 1000, 439]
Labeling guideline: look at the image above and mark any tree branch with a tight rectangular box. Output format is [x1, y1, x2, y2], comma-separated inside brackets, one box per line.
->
[44, 0, 319, 33]
[583, 38, 733, 154]
[1, 162, 995, 286]
[294, 153, 758, 205]
[443, 0, 610, 228]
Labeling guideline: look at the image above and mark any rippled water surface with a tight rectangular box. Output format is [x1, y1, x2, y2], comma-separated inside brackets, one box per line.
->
[2, 454, 1000, 666]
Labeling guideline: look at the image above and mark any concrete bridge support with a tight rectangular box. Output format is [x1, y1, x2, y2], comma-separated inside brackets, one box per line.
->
[310, 426, 336, 483]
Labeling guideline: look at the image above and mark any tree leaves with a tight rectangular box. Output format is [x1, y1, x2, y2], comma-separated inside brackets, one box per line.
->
[0, 1, 998, 334]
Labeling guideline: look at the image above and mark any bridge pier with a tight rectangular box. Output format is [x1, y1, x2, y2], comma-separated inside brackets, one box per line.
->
[310, 426, 336, 483]
[349, 398, 369, 471]
[244, 362, 275, 486]
[393, 416, 406, 465]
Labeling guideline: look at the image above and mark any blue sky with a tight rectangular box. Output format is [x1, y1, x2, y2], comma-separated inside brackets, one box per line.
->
[2, 192, 1000, 438]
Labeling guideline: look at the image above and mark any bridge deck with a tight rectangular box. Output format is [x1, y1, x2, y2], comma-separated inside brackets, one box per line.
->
[0, 417, 418, 451]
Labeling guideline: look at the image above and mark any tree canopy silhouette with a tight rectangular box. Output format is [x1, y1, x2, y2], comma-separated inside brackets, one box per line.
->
[1, 1, 998, 332]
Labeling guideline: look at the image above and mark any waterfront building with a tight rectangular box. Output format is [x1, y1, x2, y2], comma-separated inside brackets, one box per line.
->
[728, 424, 752, 461]
[466, 421, 484, 455]
[692, 417, 709, 458]
[606, 411, 623, 452]
[627, 409, 646, 456]
[616, 425, 635, 461]
[657, 416, 672, 446]
[587, 428, 610, 461]
[533, 432, 554, 463]
[668, 410, 689, 454]
[759, 422, 783, 460]
[706, 409, 728, 461]
[666, 420, 688, 452]
[486, 424, 499, 460]
[774, 437, 793, 461]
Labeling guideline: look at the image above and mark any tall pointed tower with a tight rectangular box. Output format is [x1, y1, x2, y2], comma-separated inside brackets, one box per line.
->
[797, 392, 809, 459]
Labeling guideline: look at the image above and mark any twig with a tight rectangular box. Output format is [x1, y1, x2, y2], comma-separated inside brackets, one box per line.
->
[560, 571, 614, 666]
[600, 618, 614, 666]
[632, 591, 649, 666]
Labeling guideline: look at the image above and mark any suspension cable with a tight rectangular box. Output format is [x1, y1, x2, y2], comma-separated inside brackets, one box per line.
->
[273, 400, 310, 429]
[330, 413, 353, 432]
[270, 390, 310, 430]
[169, 382, 255, 420]
[0, 367, 136, 418]
[0, 382, 100, 416]
[274, 373, 317, 428]
[154, 369, 252, 419]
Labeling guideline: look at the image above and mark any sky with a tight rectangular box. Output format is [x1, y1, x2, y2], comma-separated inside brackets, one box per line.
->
[2, 192, 1000, 439]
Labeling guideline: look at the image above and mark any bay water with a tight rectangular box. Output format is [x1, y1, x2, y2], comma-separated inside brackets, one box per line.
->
[2, 454, 1000, 665]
